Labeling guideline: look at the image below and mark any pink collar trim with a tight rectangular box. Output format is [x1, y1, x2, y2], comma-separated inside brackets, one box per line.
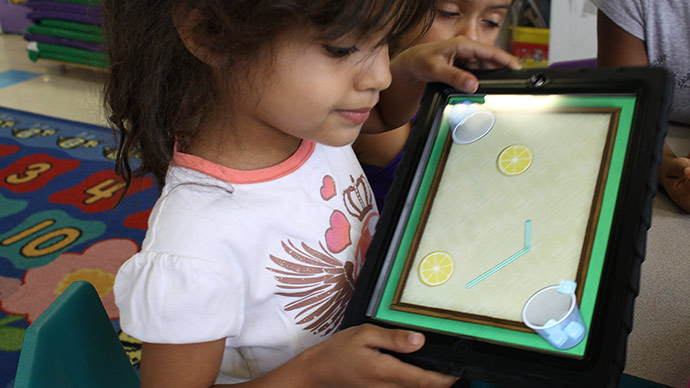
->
[172, 140, 315, 184]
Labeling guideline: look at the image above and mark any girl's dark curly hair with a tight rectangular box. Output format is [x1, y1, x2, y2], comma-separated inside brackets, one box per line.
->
[103, 0, 435, 199]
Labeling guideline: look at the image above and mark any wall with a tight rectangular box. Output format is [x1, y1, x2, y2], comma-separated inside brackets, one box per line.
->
[548, 0, 597, 64]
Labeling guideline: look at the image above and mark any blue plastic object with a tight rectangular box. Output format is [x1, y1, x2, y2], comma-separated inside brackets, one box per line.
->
[14, 281, 139, 388]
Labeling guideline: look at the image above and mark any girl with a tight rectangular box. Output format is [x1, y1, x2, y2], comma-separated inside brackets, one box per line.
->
[354, 0, 515, 209]
[104, 0, 519, 387]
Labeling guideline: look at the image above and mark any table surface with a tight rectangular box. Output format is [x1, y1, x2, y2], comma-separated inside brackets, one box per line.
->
[624, 122, 690, 388]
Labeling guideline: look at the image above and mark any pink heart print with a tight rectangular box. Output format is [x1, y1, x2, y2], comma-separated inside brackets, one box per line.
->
[320, 175, 336, 201]
[325, 210, 351, 253]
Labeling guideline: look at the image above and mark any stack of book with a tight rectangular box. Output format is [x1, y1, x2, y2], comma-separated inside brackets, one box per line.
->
[23, 0, 107, 68]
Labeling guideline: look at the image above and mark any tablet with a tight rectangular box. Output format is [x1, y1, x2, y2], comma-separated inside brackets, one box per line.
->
[342, 67, 672, 387]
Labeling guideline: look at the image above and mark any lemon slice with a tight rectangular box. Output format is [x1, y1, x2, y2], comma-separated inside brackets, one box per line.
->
[497, 144, 533, 176]
[418, 251, 454, 287]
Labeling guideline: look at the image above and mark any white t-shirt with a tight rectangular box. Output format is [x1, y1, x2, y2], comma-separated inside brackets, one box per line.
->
[114, 140, 379, 384]
[591, 0, 690, 124]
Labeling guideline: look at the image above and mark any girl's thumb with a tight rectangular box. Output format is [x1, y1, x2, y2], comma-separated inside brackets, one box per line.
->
[378, 329, 426, 354]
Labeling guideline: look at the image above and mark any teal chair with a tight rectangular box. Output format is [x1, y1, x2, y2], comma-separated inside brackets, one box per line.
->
[14, 281, 140, 388]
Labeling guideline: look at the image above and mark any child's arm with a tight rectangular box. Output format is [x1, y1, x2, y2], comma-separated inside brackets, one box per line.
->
[354, 123, 411, 168]
[365, 35, 521, 134]
[139, 324, 457, 388]
[140, 340, 226, 388]
[597, 10, 690, 212]
[595, 11, 648, 67]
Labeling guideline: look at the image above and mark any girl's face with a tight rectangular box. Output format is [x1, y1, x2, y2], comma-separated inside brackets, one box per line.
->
[233, 30, 391, 148]
[403, 0, 512, 47]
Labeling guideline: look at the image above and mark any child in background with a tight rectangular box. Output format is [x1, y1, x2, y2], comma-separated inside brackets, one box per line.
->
[353, 0, 515, 209]
[592, 0, 690, 212]
[103, 0, 520, 387]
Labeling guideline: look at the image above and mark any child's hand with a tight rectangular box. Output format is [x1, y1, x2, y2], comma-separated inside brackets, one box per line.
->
[371, 35, 520, 132]
[394, 35, 522, 93]
[297, 324, 458, 388]
[660, 153, 690, 212]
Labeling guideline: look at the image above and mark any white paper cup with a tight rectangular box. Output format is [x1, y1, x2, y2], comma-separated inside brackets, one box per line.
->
[448, 104, 495, 144]
[522, 285, 586, 350]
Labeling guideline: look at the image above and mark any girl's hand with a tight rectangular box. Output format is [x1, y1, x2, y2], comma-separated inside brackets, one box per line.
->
[370, 35, 520, 133]
[394, 35, 522, 93]
[296, 323, 458, 388]
[136, 325, 457, 388]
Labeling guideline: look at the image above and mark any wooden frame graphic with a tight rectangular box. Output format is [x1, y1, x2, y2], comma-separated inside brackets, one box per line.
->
[388, 106, 621, 332]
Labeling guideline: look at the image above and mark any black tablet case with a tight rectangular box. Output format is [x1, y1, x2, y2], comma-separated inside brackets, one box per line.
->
[342, 67, 672, 388]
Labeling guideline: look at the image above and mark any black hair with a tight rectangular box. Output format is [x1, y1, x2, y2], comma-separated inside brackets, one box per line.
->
[103, 0, 435, 200]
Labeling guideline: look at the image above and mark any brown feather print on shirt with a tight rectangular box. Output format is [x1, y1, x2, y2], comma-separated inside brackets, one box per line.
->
[267, 240, 355, 336]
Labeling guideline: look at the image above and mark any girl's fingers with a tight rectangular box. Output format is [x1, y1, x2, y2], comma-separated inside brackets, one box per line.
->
[423, 37, 520, 91]
[386, 361, 459, 388]
[445, 36, 521, 69]
[354, 325, 457, 388]
[337, 325, 458, 388]
[431, 65, 480, 92]
[668, 158, 690, 179]
[352, 324, 427, 354]
[353, 326, 458, 388]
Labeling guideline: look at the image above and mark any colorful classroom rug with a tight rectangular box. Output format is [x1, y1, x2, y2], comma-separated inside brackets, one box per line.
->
[0, 106, 157, 388]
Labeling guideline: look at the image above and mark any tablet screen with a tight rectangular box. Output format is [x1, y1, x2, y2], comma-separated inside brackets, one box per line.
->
[368, 93, 637, 358]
